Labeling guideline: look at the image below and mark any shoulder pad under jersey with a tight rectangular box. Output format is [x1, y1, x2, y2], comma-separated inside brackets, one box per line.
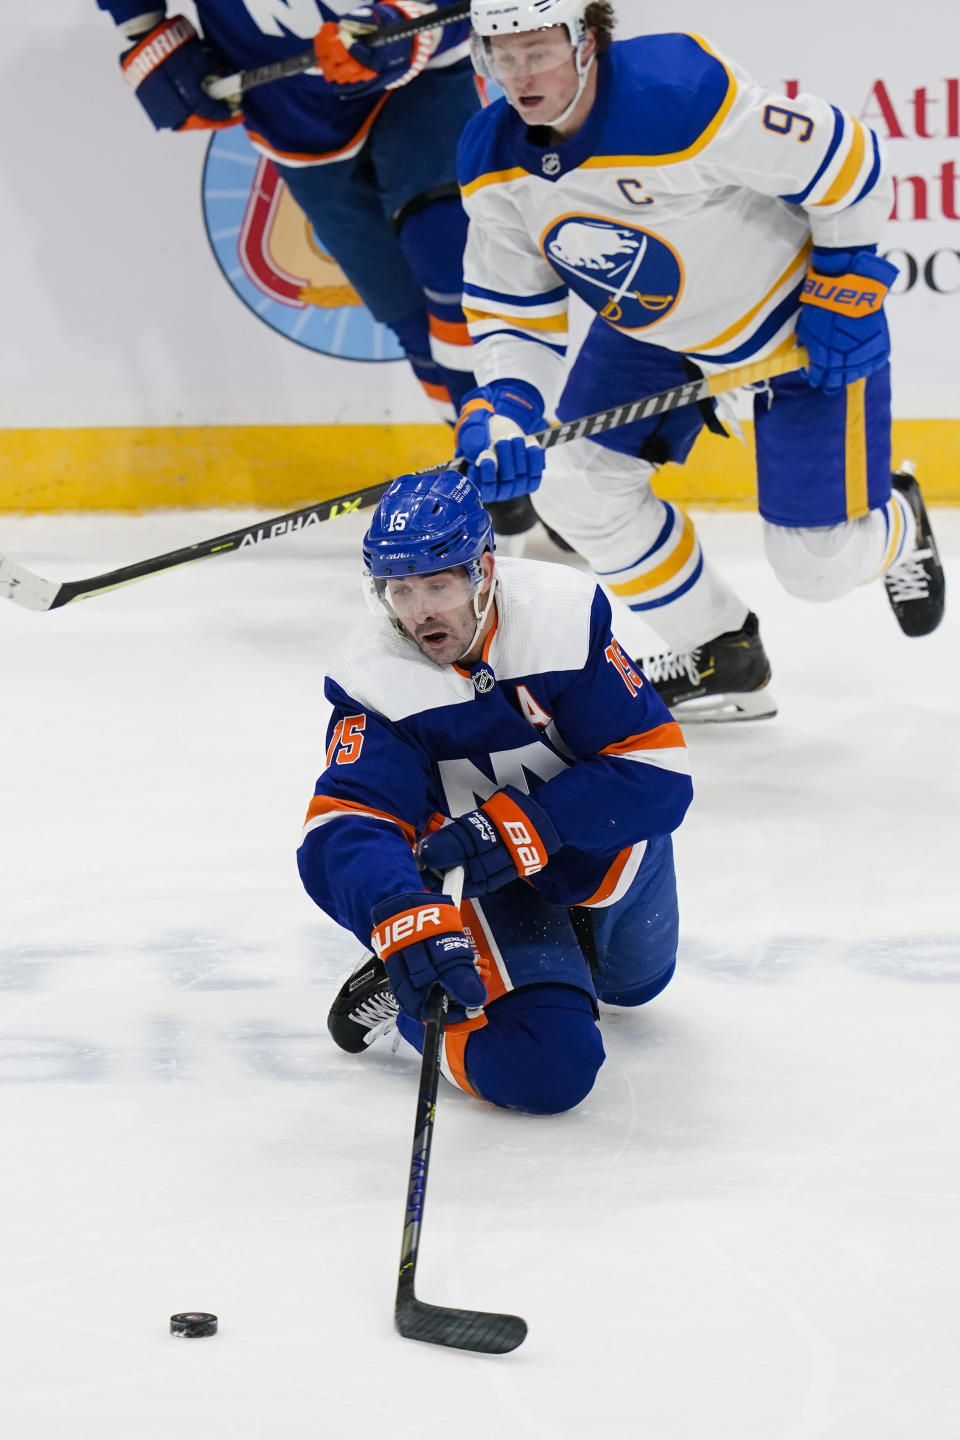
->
[598, 33, 736, 163]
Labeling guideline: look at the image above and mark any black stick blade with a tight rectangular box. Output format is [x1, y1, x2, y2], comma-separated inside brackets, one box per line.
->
[395, 1297, 527, 1354]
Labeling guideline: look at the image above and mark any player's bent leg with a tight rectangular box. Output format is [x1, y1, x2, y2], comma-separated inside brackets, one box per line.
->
[753, 364, 944, 633]
[536, 440, 748, 653]
[371, 64, 497, 426]
[393, 187, 476, 418]
[763, 499, 915, 603]
[541, 325, 774, 719]
[394, 879, 599, 1111]
[276, 157, 424, 330]
[536, 442, 775, 720]
[583, 834, 681, 1007]
[397, 985, 605, 1115]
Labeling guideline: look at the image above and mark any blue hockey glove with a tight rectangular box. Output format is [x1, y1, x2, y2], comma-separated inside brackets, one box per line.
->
[314, 2, 442, 96]
[417, 787, 560, 898]
[454, 380, 547, 503]
[796, 247, 899, 395]
[120, 15, 240, 131]
[371, 892, 487, 1023]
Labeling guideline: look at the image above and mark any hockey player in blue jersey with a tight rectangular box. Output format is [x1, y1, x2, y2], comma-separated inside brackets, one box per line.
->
[297, 469, 691, 1114]
[95, 0, 536, 543]
[453, 0, 946, 720]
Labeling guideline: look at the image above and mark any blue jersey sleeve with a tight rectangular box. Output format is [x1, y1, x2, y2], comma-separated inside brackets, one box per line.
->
[97, 0, 165, 22]
[297, 679, 435, 947]
[530, 588, 693, 852]
[433, 0, 470, 58]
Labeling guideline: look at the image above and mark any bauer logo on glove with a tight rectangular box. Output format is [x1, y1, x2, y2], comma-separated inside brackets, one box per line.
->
[800, 275, 890, 315]
[371, 901, 460, 959]
[417, 786, 561, 897]
[369, 892, 486, 1023]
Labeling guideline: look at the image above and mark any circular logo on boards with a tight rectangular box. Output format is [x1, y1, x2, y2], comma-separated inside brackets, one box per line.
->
[540, 215, 683, 330]
[201, 127, 403, 362]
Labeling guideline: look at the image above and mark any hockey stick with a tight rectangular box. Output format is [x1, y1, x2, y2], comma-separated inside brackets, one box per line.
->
[0, 344, 807, 613]
[205, 1, 471, 103]
[395, 866, 528, 1353]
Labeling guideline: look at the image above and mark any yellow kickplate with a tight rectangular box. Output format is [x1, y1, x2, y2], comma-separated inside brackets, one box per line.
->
[0, 420, 956, 514]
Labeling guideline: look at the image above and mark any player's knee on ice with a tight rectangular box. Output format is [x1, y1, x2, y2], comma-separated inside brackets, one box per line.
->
[399, 985, 605, 1115]
[469, 987, 606, 1115]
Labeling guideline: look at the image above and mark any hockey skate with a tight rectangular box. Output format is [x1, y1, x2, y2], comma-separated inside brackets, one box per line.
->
[883, 470, 945, 637]
[327, 954, 399, 1053]
[637, 612, 777, 723]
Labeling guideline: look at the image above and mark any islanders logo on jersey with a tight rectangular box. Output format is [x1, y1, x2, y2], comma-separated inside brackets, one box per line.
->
[540, 216, 683, 331]
[201, 127, 402, 363]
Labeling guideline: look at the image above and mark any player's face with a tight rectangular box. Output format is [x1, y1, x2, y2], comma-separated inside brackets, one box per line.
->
[387, 561, 493, 665]
[488, 26, 583, 126]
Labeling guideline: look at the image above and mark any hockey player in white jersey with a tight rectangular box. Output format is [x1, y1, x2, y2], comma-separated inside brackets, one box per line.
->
[299, 469, 691, 1114]
[452, 0, 945, 721]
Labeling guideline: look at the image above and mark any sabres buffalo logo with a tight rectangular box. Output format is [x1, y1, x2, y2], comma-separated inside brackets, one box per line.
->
[202, 127, 402, 362]
[540, 215, 683, 330]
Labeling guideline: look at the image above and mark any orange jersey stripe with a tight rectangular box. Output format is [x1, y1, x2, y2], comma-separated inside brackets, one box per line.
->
[246, 95, 389, 165]
[600, 721, 687, 756]
[428, 316, 472, 346]
[303, 794, 417, 847]
[443, 1028, 482, 1097]
[451, 605, 499, 677]
[418, 378, 452, 403]
[580, 846, 634, 907]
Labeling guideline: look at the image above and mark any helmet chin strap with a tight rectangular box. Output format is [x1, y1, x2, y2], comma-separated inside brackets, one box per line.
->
[537, 39, 595, 129]
[455, 572, 499, 664]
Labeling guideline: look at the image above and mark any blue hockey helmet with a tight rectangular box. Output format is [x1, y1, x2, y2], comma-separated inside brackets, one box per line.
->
[363, 470, 494, 584]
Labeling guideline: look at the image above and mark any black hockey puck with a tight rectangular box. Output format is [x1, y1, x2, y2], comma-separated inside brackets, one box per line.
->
[170, 1312, 218, 1338]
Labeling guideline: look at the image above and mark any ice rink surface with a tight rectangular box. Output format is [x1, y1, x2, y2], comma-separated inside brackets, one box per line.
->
[1, 505, 957, 1439]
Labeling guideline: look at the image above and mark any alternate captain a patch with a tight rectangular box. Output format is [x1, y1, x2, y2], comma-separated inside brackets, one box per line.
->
[540, 216, 683, 330]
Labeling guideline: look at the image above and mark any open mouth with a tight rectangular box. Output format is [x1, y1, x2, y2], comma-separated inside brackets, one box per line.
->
[418, 627, 450, 650]
[518, 94, 544, 110]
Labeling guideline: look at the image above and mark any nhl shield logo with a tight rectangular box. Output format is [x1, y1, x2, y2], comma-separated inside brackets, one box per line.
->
[540, 214, 683, 330]
[201, 128, 402, 362]
[471, 663, 496, 695]
[541, 151, 561, 177]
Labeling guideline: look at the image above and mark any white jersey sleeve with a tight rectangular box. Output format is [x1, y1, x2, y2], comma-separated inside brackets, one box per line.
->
[458, 109, 570, 402]
[689, 54, 892, 250]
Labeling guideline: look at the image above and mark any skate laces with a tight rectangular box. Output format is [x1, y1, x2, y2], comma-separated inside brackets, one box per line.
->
[351, 989, 399, 1040]
[885, 547, 934, 603]
[640, 646, 702, 686]
[363, 1014, 398, 1046]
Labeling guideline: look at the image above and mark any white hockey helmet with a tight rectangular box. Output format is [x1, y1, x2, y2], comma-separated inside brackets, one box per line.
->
[470, 0, 588, 44]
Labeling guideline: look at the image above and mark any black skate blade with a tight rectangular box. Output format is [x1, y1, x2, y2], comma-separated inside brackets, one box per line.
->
[395, 1296, 527, 1353]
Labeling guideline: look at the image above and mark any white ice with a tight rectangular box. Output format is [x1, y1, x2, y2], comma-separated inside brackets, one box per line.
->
[1, 506, 957, 1440]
